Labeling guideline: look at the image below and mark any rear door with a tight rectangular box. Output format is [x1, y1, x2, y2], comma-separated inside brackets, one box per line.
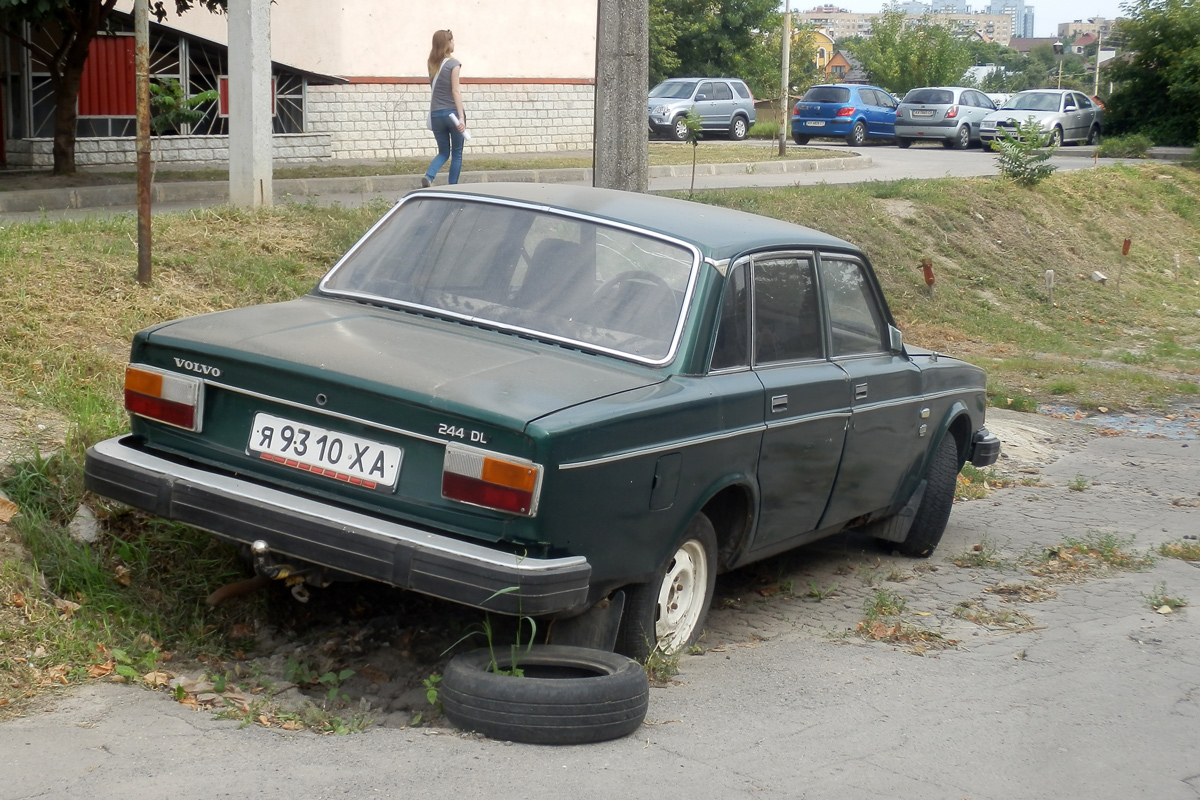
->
[711, 81, 736, 129]
[746, 252, 850, 549]
[815, 254, 922, 529]
[862, 88, 898, 137]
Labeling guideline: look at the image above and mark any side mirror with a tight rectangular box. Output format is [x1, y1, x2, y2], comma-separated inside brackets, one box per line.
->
[888, 325, 904, 354]
[1064, 103, 1077, 111]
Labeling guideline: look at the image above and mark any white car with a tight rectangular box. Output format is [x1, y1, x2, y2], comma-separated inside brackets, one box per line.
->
[979, 89, 1103, 147]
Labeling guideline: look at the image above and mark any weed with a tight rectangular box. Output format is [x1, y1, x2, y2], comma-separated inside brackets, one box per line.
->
[422, 672, 442, 711]
[805, 580, 839, 600]
[1067, 474, 1090, 491]
[643, 647, 681, 684]
[1159, 540, 1200, 561]
[687, 643, 705, 655]
[1028, 532, 1153, 577]
[1144, 581, 1188, 611]
[1097, 133, 1153, 159]
[952, 600, 1035, 629]
[984, 581, 1058, 603]
[863, 588, 907, 621]
[318, 669, 355, 703]
[992, 117, 1057, 185]
[953, 536, 1009, 569]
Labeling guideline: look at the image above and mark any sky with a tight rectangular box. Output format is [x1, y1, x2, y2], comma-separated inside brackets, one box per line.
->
[787, 1, 1128, 37]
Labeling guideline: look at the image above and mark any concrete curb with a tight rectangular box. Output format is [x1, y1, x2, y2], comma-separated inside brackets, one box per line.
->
[0, 155, 872, 213]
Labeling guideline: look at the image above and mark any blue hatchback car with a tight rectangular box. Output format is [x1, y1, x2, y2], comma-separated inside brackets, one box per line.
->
[792, 84, 900, 146]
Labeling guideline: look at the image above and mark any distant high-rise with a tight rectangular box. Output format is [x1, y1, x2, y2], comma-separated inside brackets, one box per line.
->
[986, 0, 1035, 38]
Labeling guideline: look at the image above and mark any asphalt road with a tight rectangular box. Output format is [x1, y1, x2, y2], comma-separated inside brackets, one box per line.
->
[2, 410, 1198, 800]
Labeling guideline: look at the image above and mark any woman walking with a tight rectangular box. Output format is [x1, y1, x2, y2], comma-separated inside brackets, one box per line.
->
[421, 29, 467, 187]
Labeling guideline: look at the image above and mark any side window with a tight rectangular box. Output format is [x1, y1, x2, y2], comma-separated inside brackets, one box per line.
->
[714, 82, 733, 101]
[711, 262, 750, 370]
[818, 257, 887, 357]
[753, 255, 822, 364]
[878, 92, 897, 110]
[1076, 93, 1092, 109]
[696, 82, 714, 101]
[731, 81, 751, 99]
[858, 89, 878, 106]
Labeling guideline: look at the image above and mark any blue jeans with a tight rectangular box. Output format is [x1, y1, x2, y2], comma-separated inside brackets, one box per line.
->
[425, 109, 464, 185]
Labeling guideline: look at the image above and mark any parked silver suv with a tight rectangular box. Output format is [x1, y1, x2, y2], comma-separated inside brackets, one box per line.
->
[648, 77, 756, 141]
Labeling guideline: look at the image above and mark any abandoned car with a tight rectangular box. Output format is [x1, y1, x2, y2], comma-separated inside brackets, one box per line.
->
[85, 183, 1000, 658]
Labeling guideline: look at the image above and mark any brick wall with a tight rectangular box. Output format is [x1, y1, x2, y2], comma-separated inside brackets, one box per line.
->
[306, 82, 595, 159]
[7, 133, 333, 168]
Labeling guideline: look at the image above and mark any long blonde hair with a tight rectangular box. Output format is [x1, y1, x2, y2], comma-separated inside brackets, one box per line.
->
[427, 30, 453, 78]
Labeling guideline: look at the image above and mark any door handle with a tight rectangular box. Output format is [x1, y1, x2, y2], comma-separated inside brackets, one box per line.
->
[855, 383, 868, 400]
[771, 394, 788, 413]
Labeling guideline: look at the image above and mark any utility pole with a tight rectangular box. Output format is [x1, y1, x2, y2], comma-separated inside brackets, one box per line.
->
[1093, 30, 1102, 97]
[135, 0, 151, 284]
[594, 0, 648, 192]
[229, 0, 273, 208]
[778, 10, 791, 157]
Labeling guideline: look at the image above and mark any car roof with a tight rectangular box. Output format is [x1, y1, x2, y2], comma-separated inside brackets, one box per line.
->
[422, 183, 859, 262]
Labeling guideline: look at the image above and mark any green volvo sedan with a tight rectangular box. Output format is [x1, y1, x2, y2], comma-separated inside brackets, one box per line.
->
[85, 183, 999, 658]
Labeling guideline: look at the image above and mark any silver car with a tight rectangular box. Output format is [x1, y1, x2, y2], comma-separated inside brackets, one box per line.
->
[979, 89, 1104, 147]
[895, 86, 997, 149]
[648, 77, 756, 141]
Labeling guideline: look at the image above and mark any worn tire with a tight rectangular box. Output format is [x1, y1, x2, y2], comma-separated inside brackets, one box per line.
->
[671, 115, 689, 141]
[729, 116, 748, 141]
[845, 120, 867, 146]
[897, 434, 961, 558]
[1048, 126, 1063, 147]
[1087, 125, 1101, 146]
[618, 513, 717, 660]
[951, 125, 970, 150]
[793, 133, 810, 145]
[441, 645, 649, 745]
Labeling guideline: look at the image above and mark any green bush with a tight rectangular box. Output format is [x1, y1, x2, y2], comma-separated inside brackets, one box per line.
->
[991, 117, 1056, 186]
[1097, 133, 1154, 159]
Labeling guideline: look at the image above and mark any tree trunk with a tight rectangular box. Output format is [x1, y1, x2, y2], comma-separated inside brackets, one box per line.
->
[51, 62, 85, 175]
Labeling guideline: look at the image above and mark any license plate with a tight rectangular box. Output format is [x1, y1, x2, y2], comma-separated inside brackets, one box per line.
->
[806, 121, 825, 127]
[912, 109, 934, 117]
[248, 412, 402, 491]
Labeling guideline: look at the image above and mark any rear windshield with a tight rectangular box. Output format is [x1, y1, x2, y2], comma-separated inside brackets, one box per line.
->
[903, 89, 953, 105]
[320, 196, 698, 364]
[801, 86, 850, 103]
[649, 81, 696, 100]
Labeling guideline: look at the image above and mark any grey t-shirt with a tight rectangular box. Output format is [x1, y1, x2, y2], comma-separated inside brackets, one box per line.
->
[430, 58, 461, 112]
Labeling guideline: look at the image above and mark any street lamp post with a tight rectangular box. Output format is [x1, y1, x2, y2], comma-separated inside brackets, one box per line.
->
[1052, 40, 1064, 89]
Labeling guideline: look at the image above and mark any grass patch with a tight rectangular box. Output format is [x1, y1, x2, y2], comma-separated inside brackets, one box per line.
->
[1159, 540, 1200, 561]
[1144, 581, 1188, 612]
[1027, 533, 1153, 578]
[952, 600, 1036, 630]
[856, 588, 956, 654]
[952, 536, 1012, 569]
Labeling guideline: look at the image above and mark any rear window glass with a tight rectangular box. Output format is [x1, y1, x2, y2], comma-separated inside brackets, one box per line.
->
[801, 86, 850, 103]
[731, 81, 751, 99]
[903, 89, 953, 105]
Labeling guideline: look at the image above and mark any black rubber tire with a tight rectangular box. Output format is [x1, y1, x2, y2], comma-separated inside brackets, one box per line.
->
[729, 116, 748, 141]
[1087, 125, 1101, 146]
[897, 434, 961, 558]
[441, 644, 649, 745]
[617, 513, 718, 660]
[896, 137, 912, 148]
[1048, 126, 1063, 147]
[670, 115, 688, 141]
[846, 121, 867, 146]
[952, 125, 970, 150]
[793, 133, 810, 145]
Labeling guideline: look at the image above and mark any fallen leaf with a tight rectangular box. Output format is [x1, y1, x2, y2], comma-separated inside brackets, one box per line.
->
[113, 565, 132, 587]
[1156, 605, 1174, 615]
[756, 585, 779, 597]
[53, 598, 81, 618]
[87, 661, 115, 678]
[142, 670, 175, 688]
[358, 664, 390, 684]
[0, 496, 18, 523]
[230, 623, 255, 639]
[5, 592, 24, 608]
[913, 611, 932, 616]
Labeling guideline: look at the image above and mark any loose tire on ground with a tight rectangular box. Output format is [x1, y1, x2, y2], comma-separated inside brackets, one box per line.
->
[896, 434, 961, 557]
[441, 644, 649, 745]
[846, 121, 867, 146]
[618, 513, 718, 660]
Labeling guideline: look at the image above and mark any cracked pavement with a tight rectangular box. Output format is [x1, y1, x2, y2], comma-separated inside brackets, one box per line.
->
[2, 408, 1198, 800]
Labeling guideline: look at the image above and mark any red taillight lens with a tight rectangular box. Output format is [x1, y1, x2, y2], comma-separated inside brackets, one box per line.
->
[835, 107, 855, 117]
[945, 105, 959, 119]
[124, 365, 203, 431]
[442, 444, 541, 516]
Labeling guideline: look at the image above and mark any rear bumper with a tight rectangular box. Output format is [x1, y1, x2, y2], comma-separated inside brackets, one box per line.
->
[895, 121, 957, 138]
[970, 428, 1001, 467]
[84, 436, 592, 616]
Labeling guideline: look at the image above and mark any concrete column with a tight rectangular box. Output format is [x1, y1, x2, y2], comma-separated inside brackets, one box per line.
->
[228, 0, 272, 208]
[593, 0, 648, 193]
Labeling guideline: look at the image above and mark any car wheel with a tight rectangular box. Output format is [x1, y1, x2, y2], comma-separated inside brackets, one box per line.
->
[793, 134, 810, 145]
[671, 115, 689, 141]
[441, 644, 649, 745]
[617, 513, 717, 660]
[1048, 126, 1063, 147]
[1087, 125, 1101, 146]
[952, 125, 970, 150]
[896, 137, 912, 149]
[729, 116, 748, 141]
[845, 121, 867, 147]
[896, 434, 961, 558]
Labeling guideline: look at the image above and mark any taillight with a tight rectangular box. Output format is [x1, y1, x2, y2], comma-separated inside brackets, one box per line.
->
[835, 107, 855, 117]
[945, 105, 959, 119]
[124, 364, 203, 431]
[442, 443, 541, 516]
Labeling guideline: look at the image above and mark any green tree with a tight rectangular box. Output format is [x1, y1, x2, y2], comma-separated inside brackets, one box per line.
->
[654, 0, 781, 98]
[847, 10, 972, 95]
[649, 0, 680, 87]
[0, 0, 224, 175]
[149, 78, 218, 135]
[1105, 0, 1200, 145]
